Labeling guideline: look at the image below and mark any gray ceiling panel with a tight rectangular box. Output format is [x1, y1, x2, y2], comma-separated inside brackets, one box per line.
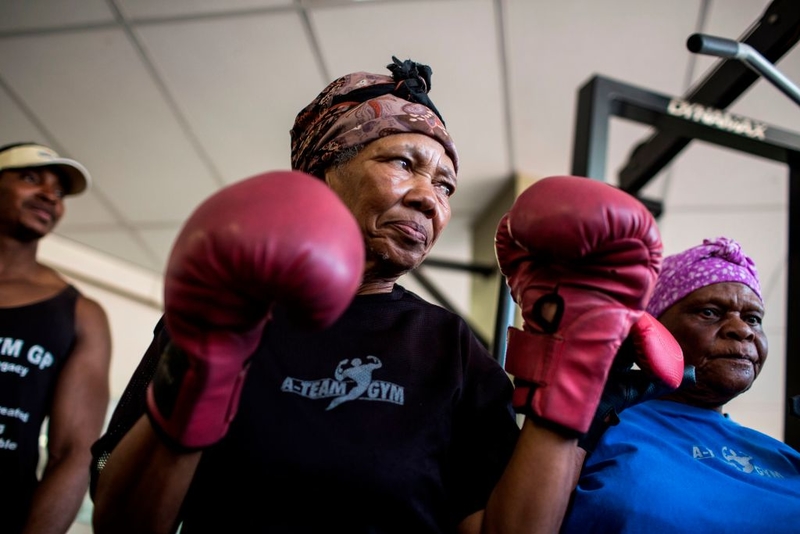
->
[0, 0, 795, 344]
[0, 0, 114, 32]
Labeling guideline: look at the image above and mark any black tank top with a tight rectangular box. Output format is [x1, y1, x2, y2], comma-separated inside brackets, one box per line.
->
[0, 285, 79, 532]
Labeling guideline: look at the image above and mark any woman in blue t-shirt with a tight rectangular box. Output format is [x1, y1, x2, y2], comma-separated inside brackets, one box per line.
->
[562, 237, 800, 533]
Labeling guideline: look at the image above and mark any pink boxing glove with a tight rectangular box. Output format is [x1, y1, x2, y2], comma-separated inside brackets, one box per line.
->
[579, 311, 686, 452]
[146, 170, 364, 449]
[495, 175, 663, 435]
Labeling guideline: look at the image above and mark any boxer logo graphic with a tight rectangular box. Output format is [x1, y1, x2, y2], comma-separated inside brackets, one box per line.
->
[280, 355, 405, 409]
[722, 447, 755, 474]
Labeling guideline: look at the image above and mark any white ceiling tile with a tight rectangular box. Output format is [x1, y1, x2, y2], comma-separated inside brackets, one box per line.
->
[0, 0, 113, 32]
[136, 10, 321, 184]
[665, 142, 788, 207]
[310, 0, 510, 217]
[0, 91, 123, 230]
[657, 209, 786, 259]
[55, 189, 122, 227]
[54, 227, 162, 271]
[117, 0, 292, 19]
[0, 28, 220, 224]
[506, 0, 704, 178]
[0, 90, 50, 145]
[138, 226, 185, 272]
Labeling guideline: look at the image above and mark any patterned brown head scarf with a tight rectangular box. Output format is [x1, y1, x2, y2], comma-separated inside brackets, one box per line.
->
[290, 57, 459, 179]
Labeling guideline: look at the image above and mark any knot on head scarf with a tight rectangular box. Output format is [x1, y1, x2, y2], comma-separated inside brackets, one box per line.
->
[646, 237, 762, 318]
[290, 56, 458, 179]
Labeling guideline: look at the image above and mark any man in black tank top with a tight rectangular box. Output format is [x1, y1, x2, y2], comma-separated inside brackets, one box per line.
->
[0, 142, 112, 534]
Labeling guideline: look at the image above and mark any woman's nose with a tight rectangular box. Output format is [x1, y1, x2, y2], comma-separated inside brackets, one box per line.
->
[404, 180, 438, 217]
[723, 315, 756, 340]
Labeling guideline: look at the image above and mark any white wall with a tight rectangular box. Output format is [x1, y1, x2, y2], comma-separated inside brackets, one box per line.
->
[40, 234, 165, 400]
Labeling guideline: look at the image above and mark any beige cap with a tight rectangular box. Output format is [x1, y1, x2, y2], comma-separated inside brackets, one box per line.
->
[0, 143, 91, 195]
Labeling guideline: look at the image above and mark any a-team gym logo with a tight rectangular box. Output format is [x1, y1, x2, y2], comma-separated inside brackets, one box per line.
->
[691, 444, 785, 478]
[667, 98, 768, 140]
[280, 356, 404, 410]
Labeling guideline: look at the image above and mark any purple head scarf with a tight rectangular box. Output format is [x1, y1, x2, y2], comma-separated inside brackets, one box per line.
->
[290, 57, 458, 179]
[646, 237, 762, 318]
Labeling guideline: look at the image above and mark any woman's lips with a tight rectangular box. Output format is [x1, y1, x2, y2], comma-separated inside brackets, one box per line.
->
[390, 220, 428, 244]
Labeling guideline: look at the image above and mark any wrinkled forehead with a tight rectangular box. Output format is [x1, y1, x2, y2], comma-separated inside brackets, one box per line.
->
[688, 281, 764, 307]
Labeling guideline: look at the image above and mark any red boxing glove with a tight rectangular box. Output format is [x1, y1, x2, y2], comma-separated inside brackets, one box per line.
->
[146, 170, 364, 449]
[495, 175, 662, 435]
[628, 312, 685, 391]
[579, 312, 685, 452]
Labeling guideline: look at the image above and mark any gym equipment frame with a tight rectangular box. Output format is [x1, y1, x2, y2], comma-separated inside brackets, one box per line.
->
[571, 72, 800, 450]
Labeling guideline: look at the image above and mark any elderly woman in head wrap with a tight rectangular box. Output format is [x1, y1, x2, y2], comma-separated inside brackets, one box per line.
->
[90, 56, 607, 534]
[562, 237, 800, 534]
[287, 57, 460, 294]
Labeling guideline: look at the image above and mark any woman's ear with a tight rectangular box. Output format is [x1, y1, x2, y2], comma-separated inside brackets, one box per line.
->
[322, 166, 340, 189]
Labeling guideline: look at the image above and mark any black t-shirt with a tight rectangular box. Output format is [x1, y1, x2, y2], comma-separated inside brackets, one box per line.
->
[94, 285, 519, 533]
[0, 286, 78, 533]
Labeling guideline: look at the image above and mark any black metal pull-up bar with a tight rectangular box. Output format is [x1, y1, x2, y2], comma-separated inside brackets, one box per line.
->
[687, 32, 800, 106]
[616, 0, 800, 196]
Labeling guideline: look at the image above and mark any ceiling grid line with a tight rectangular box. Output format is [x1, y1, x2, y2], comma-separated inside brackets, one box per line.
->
[106, 0, 228, 190]
[493, 0, 515, 173]
[297, 3, 331, 83]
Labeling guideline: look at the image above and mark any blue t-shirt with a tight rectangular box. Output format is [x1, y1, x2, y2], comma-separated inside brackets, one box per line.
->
[562, 399, 800, 533]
